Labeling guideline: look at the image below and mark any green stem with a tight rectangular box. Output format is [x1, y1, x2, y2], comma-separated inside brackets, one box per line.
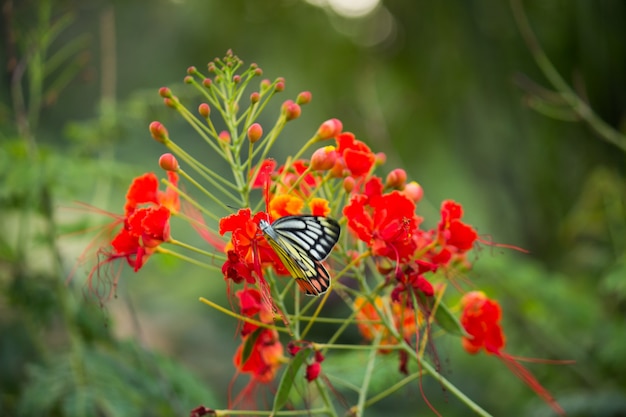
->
[510, 0, 626, 152]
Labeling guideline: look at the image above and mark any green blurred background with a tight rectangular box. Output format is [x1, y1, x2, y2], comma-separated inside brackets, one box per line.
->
[1, 0, 626, 415]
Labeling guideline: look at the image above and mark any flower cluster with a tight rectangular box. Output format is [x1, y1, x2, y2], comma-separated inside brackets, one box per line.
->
[81, 51, 568, 416]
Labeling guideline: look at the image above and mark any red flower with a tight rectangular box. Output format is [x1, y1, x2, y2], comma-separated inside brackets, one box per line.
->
[124, 171, 180, 214]
[460, 292, 566, 416]
[233, 328, 284, 383]
[219, 208, 289, 277]
[460, 291, 505, 355]
[232, 289, 284, 383]
[438, 200, 477, 252]
[344, 190, 421, 261]
[222, 250, 255, 284]
[390, 261, 437, 304]
[336, 132, 376, 178]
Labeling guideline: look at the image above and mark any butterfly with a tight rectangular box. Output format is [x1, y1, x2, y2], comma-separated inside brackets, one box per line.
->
[259, 215, 341, 296]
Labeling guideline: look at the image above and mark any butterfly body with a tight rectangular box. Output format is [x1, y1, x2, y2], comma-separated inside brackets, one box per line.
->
[259, 215, 341, 296]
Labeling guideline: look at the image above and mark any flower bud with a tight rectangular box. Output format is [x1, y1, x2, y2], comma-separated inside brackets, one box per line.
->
[385, 168, 407, 189]
[247, 123, 263, 143]
[282, 100, 301, 121]
[149, 121, 169, 143]
[316, 118, 343, 140]
[207, 62, 216, 73]
[198, 103, 210, 118]
[163, 98, 176, 108]
[402, 181, 423, 204]
[305, 362, 321, 382]
[310, 146, 337, 171]
[343, 176, 355, 193]
[186, 66, 198, 75]
[260, 79, 271, 91]
[202, 78, 212, 89]
[274, 78, 285, 92]
[218, 131, 231, 143]
[296, 91, 312, 105]
[250, 92, 260, 103]
[375, 152, 387, 166]
[159, 153, 179, 171]
[158, 87, 172, 98]
[233, 75, 241, 84]
[254, 67, 263, 76]
[183, 75, 193, 84]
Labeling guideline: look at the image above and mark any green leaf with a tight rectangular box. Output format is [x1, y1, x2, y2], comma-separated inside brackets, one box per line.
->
[418, 292, 468, 337]
[241, 326, 264, 366]
[272, 346, 311, 412]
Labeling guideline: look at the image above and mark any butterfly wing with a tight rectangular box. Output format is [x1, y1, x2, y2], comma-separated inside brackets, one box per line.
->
[270, 216, 341, 261]
[260, 216, 340, 296]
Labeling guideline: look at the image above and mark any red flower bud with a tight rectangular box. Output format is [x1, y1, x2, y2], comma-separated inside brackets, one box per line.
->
[207, 62, 216, 73]
[296, 91, 312, 105]
[219, 131, 231, 143]
[149, 121, 169, 143]
[386, 168, 407, 189]
[314, 350, 325, 363]
[198, 103, 210, 118]
[202, 78, 212, 89]
[158, 87, 172, 98]
[282, 100, 301, 121]
[163, 98, 176, 108]
[186, 66, 198, 75]
[247, 123, 263, 143]
[159, 153, 179, 171]
[183, 75, 193, 84]
[254, 68, 263, 76]
[316, 118, 343, 140]
[305, 362, 321, 382]
[274, 79, 285, 92]
[250, 92, 260, 103]
[310, 146, 337, 171]
[233, 75, 241, 84]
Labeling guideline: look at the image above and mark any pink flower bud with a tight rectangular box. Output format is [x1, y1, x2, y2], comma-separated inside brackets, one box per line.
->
[218, 131, 231, 143]
[186, 66, 197, 75]
[202, 78, 212, 89]
[386, 168, 407, 189]
[254, 68, 263, 76]
[207, 62, 216, 73]
[159, 153, 179, 171]
[275, 78, 285, 92]
[375, 152, 387, 166]
[149, 121, 169, 143]
[183, 75, 193, 84]
[158, 87, 172, 98]
[282, 100, 301, 121]
[402, 181, 423, 204]
[316, 118, 343, 140]
[260, 79, 271, 91]
[198, 103, 210, 118]
[233, 75, 241, 84]
[250, 92, 260, 103]
[247, 123, 263, 143]
[310, 146, 337, 171]
[296, 91, 312, 105]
